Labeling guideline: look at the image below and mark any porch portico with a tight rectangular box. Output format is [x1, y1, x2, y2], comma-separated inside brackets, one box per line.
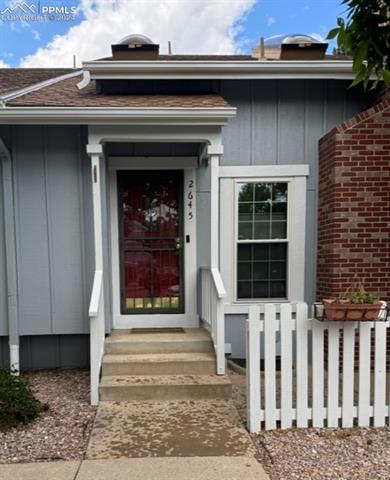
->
[86, 118, 235, 404]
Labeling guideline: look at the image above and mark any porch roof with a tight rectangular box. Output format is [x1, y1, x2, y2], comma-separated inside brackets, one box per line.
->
[6, 75, 231, 109]
[0, 68, 74, 96]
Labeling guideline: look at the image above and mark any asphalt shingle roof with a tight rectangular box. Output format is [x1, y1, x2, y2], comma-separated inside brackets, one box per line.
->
[0, 68, 74, 96]
[7, 76, 231, 108]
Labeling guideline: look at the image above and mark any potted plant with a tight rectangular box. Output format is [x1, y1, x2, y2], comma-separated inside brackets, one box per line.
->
[322, 281, 383, 321]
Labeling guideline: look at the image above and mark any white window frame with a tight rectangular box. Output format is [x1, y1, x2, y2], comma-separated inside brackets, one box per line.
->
[219, 165, 308, 313]
[234, 179, 290, 302]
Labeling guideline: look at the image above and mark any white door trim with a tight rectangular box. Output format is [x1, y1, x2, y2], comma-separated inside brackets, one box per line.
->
[109, 156, 198, 328]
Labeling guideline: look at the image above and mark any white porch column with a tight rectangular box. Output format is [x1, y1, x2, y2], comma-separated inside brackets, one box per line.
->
[87, 144, 104, 272]
[86, 143, 105, 405]
[208, 145, 223, 269]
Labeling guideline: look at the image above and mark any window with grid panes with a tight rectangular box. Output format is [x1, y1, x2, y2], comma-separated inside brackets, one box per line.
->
[236, 182, 288, 299]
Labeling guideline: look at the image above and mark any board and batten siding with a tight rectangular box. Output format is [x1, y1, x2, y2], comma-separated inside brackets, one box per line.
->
[218, 79, 362, 313]
[0, 79, 364, 365]
[0, 159, 8, 336]
[0, 125, 94, 339]
[0, 335, 89, 369]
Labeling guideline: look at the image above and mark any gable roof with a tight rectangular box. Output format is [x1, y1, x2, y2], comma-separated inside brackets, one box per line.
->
[6, 76, 230, 108]
[0, 68, 75, 96]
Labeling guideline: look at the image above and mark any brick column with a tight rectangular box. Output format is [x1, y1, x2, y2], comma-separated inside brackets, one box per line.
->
[317, 99, 390, 301]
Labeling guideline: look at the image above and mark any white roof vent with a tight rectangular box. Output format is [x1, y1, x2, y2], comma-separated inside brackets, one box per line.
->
[112, 34, 159, 60]
[265, 34, 322, 47]
[253, 33, 327, 60]
[119, 34, 154, 46]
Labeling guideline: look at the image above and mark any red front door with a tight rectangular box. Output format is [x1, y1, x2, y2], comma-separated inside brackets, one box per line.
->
[117, 170, 184, 314]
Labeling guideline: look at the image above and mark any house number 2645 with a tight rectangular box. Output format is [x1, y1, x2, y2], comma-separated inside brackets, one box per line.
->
[187, 180, 194, 220]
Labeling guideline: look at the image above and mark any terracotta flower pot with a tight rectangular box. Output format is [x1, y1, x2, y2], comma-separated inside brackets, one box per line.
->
[323, 299, 382, 321]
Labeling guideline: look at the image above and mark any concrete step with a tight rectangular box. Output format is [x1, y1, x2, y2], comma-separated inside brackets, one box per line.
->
[105, 328, 213, 355]
[102, 352, 217, 376]
[99, 374, 232, 401]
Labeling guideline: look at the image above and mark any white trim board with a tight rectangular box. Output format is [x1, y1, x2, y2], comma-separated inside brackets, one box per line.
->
[108, 156, 198, 329]
[219, 165, 310, 178]
[219, 170, 307, 308]
[79, 60, 355, 82]
[0, 107, 236, 125]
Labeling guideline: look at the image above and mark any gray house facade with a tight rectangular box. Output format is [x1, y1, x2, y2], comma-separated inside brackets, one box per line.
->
[0, 36, 364, 381]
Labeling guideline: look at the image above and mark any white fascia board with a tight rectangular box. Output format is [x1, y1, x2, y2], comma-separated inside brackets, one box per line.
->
[81, 60, 355, 80]
[0, 70, 82, 107]
[0, 106, 236, 125]
[219, 165, 310, 178]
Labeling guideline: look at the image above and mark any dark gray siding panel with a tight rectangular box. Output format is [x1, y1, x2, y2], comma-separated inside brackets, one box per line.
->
[0, 336, 8, 367]
[57, 334, 89, 368]
[0, 335, 89, 369]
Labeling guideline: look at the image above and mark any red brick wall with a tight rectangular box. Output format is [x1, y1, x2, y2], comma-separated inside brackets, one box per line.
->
[317, 99, 390, 301]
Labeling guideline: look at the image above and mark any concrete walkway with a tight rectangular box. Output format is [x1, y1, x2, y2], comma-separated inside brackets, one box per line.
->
[87, 399, 255, 458]
[0, 457, 269, 480]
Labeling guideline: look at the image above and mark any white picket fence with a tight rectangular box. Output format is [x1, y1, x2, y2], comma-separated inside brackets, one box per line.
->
[246, 302, 390, 433]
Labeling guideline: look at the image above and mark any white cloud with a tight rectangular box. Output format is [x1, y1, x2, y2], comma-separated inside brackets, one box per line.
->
[19, 0, 255, 68]
[267, 15, 276, 25]
[0, 59, 10, 68]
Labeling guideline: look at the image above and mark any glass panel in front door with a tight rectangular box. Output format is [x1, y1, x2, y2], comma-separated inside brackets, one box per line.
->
[118, 170, 184, 314]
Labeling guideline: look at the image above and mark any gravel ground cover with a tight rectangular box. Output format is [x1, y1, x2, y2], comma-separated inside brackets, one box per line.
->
[0, 369, 96, 463]
[254, 427, 390, 480]
[229, 368, 390, 480]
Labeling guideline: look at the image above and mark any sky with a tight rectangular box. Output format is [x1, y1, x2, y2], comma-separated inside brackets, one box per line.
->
[0, 0, 347, 68]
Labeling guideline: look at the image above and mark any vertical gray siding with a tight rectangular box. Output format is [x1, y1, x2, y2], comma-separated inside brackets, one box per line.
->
[220, 79, 363, 306]
[0, 80, 364, 366]
[14, 126, 52, 334]
[0, 125, 12, 336]
[225, 314, 247, 359]
[0, 334, 89, 369]
[220, 80, 362, 168]
[252, 81, 278, 165]
[5, 125, 93, 336]
[81, 127, 95, 329]
[45, 127, 86, 333]
[0, 162, 8, 336]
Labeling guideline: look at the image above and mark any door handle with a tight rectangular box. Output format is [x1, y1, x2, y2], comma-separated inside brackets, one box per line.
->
[175, 237, 181, 250]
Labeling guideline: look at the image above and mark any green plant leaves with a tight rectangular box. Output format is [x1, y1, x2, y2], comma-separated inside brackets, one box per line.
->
[328, 0, 390, 89]
[0, 369, 46, 431]
[327, 27, 340, 40]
